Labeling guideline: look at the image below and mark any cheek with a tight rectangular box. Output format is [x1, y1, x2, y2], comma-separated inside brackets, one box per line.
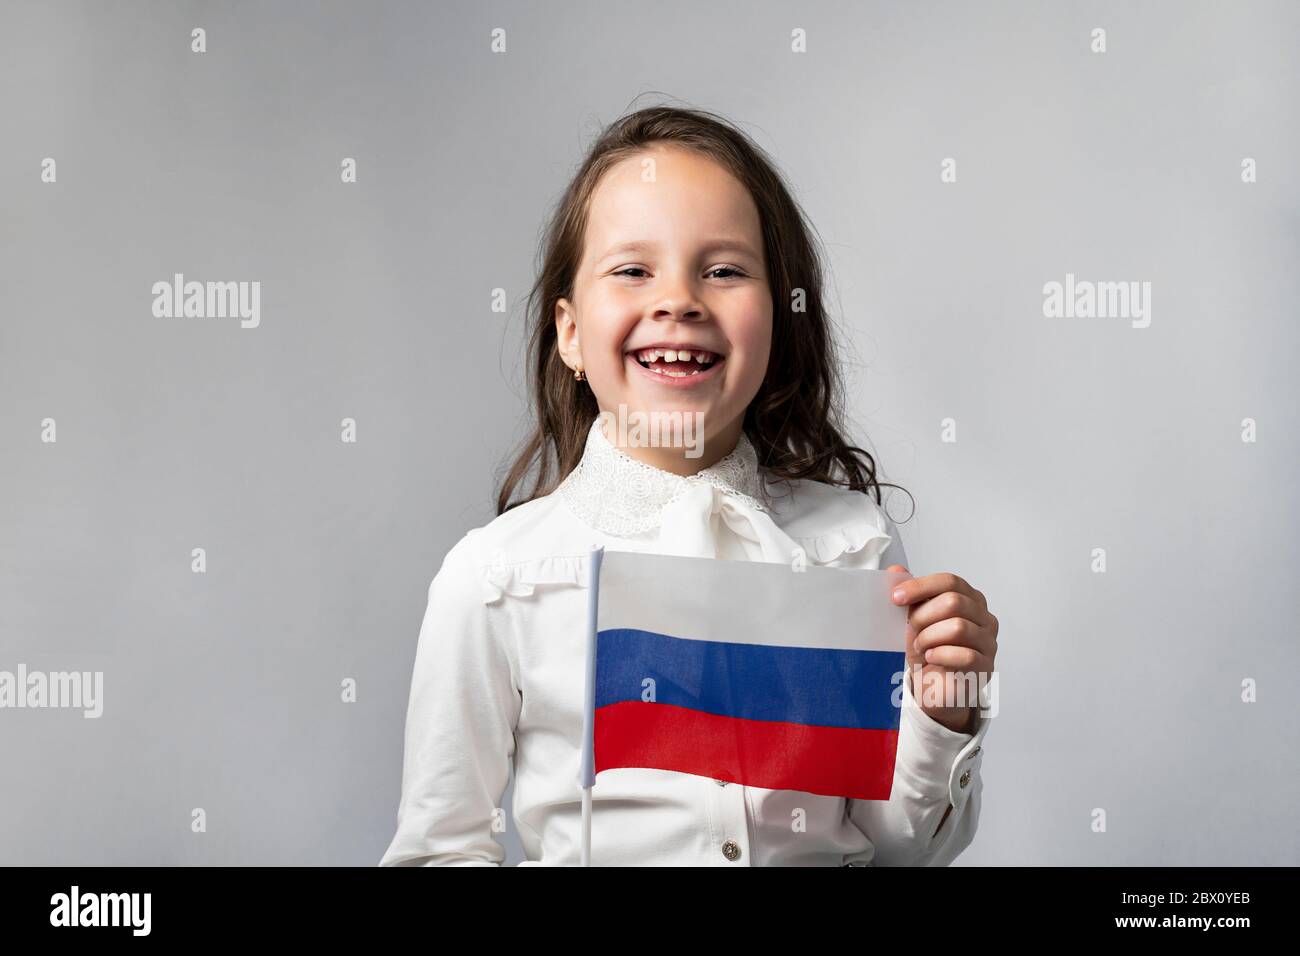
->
[579, 294, 639, 364]
[730, 295, 773, 374]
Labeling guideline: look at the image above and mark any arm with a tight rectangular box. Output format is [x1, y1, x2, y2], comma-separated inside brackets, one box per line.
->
[847, 671, 989, 866]
[378, 535, 521, 866]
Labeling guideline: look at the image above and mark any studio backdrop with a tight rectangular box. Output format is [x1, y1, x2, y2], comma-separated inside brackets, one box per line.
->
[1, 0, 1296, 865]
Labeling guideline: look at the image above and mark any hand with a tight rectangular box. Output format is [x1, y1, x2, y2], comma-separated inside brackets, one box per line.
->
[887, 565, 998, 735]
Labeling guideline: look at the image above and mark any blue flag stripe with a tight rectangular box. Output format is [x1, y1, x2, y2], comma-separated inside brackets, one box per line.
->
[595, 627, 904, 731]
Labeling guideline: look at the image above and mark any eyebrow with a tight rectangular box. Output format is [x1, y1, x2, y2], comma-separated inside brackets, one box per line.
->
[596, 238, 762, 262]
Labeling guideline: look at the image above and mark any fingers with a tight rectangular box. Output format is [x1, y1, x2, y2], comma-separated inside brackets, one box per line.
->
[907, 589, 993, 633]
[918, 646, 990, 671]
[890, 570, 998, 674]
[913, 617, 994, 657]
[891, 571, 977, 609]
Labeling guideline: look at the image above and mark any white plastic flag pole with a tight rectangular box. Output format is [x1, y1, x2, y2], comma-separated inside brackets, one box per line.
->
[578, 545, 604, 867]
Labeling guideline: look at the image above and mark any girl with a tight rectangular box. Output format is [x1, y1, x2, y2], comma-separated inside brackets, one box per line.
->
[380, 105, 998, 867]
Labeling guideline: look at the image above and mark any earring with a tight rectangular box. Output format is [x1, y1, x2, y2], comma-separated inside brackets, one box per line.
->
[574, 367, 586, 381]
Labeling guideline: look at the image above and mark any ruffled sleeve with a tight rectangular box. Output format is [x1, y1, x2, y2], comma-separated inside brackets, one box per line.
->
[768, 478, 898, 569]
[479, 550, 590, 605]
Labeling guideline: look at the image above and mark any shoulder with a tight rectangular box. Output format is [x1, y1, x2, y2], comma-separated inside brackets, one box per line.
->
[762, 474, 904, 568]
[460, 493, 559, 558]
[435, 492, 593, 605]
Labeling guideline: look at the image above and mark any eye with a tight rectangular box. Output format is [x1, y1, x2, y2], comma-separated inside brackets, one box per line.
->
[612, 266, 650, 278]
[707, 265, 747, 279]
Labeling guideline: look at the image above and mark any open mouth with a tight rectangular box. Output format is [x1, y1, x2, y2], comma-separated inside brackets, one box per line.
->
[627, 346, 724, 378]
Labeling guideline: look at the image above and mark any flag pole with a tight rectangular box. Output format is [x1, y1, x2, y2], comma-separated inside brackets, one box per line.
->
[579, 544, 604, 867]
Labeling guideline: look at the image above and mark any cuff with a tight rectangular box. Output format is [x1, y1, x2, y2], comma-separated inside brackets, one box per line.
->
[898, 673, 990, 811]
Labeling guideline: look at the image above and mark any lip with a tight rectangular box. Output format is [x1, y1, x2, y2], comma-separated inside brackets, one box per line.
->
[626, 352, 725, 388]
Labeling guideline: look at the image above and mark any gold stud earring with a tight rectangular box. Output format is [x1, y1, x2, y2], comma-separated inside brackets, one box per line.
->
[574, 367, 586, 381]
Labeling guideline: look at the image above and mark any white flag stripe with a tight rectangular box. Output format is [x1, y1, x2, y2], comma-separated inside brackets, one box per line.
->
[597, 549, 909, 653]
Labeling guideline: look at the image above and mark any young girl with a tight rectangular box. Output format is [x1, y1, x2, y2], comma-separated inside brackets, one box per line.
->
[380, 105, 998, 867]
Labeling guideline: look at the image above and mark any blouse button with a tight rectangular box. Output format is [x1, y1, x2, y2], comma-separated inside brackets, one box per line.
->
[959, 769, 972, 789]
[721, 840, 741, 861]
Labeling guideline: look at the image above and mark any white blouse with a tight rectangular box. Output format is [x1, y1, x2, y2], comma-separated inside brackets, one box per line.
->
[379, 417, 990, 866]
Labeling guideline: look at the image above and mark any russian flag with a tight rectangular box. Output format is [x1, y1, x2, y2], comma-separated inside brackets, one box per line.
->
[579, 548, 910, 804]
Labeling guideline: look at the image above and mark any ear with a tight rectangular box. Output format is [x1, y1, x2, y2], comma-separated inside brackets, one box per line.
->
[554, 297, 580, 370]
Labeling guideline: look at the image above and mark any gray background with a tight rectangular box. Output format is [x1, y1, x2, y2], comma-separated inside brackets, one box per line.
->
[1, 0, 1296, 865]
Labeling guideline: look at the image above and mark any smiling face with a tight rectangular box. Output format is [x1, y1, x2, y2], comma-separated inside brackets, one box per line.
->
[555, 144, 773, 473]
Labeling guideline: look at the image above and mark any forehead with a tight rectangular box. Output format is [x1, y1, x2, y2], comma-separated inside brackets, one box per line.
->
[583, 146, 763, 255]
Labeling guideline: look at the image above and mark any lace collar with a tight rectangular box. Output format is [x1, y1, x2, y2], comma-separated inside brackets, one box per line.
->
[556, 417, 773, 536]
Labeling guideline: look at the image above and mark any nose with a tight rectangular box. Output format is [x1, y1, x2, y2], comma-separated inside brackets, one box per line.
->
[650, 271, 707, 322]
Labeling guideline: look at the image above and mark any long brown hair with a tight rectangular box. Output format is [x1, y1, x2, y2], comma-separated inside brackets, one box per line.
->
[496, 103, 910, 520]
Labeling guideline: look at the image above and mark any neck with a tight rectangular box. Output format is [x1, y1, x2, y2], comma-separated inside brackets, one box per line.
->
[597, 415, 744, 478]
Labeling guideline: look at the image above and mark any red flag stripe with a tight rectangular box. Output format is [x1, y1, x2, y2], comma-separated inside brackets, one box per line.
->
[594, 699, 898, 800]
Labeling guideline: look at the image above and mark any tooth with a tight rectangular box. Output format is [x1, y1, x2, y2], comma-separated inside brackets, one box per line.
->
[663, 349, 678, 362]
[693, 351, 706, 363]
